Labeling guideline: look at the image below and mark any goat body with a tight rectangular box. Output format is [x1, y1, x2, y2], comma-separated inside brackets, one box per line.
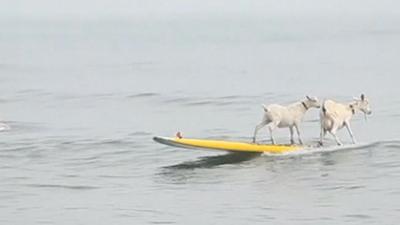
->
[253, 97, 320, 144]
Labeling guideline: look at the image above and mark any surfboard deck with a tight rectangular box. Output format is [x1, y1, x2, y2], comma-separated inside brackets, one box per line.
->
[153, 136, 302, 153]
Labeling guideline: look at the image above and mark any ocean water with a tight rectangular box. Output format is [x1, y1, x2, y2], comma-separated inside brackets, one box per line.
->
[1, 15, 400, 224]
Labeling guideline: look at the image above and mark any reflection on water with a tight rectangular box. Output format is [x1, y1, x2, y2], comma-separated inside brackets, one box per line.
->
[164, 152, 261, 170]
[158, 152, 261, 185]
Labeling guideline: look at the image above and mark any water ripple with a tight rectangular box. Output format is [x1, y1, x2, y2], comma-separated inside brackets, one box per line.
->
[127, 93, 160, 99]
[24, 184, 99, 190]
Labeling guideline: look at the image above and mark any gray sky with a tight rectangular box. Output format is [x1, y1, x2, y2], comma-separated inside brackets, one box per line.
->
[2, 0, 399, 20]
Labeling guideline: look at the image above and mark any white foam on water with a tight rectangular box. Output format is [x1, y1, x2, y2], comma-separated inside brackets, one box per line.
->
[0, 123, 10, 131]
[262, 142, 379, 157]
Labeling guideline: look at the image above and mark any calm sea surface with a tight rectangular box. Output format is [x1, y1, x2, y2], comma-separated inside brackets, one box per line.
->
[0, 15, 400, 224]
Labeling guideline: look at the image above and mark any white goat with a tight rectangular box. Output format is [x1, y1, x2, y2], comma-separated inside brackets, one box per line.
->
[252, 96, 320, 145]
[319, 94, 372, 146]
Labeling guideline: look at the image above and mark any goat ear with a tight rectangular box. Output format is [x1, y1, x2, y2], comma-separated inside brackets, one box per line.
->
[306, 95, 311, 100]
[361, 94, 365, 101]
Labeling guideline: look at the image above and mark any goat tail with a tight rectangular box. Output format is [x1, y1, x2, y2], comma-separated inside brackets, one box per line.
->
[262, 104, 268, 112]
[322, 101, 327, 115]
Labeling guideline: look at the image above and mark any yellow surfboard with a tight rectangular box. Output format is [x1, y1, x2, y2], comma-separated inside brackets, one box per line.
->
[153, 136, 301, 153]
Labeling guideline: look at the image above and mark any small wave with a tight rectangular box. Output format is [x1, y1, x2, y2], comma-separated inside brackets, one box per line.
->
[388, 113, 400, 118]
[54, 93, 119, 101]
[2, 121, 45, 132]
[0, 123, 10, 131]
[128, 93, 160, 99]
[0, 98, 8, 103]
[130, 131, 152, 136]
[162, 97, 191, 104]
[183, 99, 251, 108]
[61, 138, 137, 148]
[380, 140, 400, 149]
[16, 89, 52, 97]
[184, 100, 216, 106]
[344, 214, 372, 220]
[215, 95, 245, 100]
[97, 149, 133, 157]
[24, 184, 99, 190]
[159, 95, 254, 108]
[150, 221, 175, 225]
